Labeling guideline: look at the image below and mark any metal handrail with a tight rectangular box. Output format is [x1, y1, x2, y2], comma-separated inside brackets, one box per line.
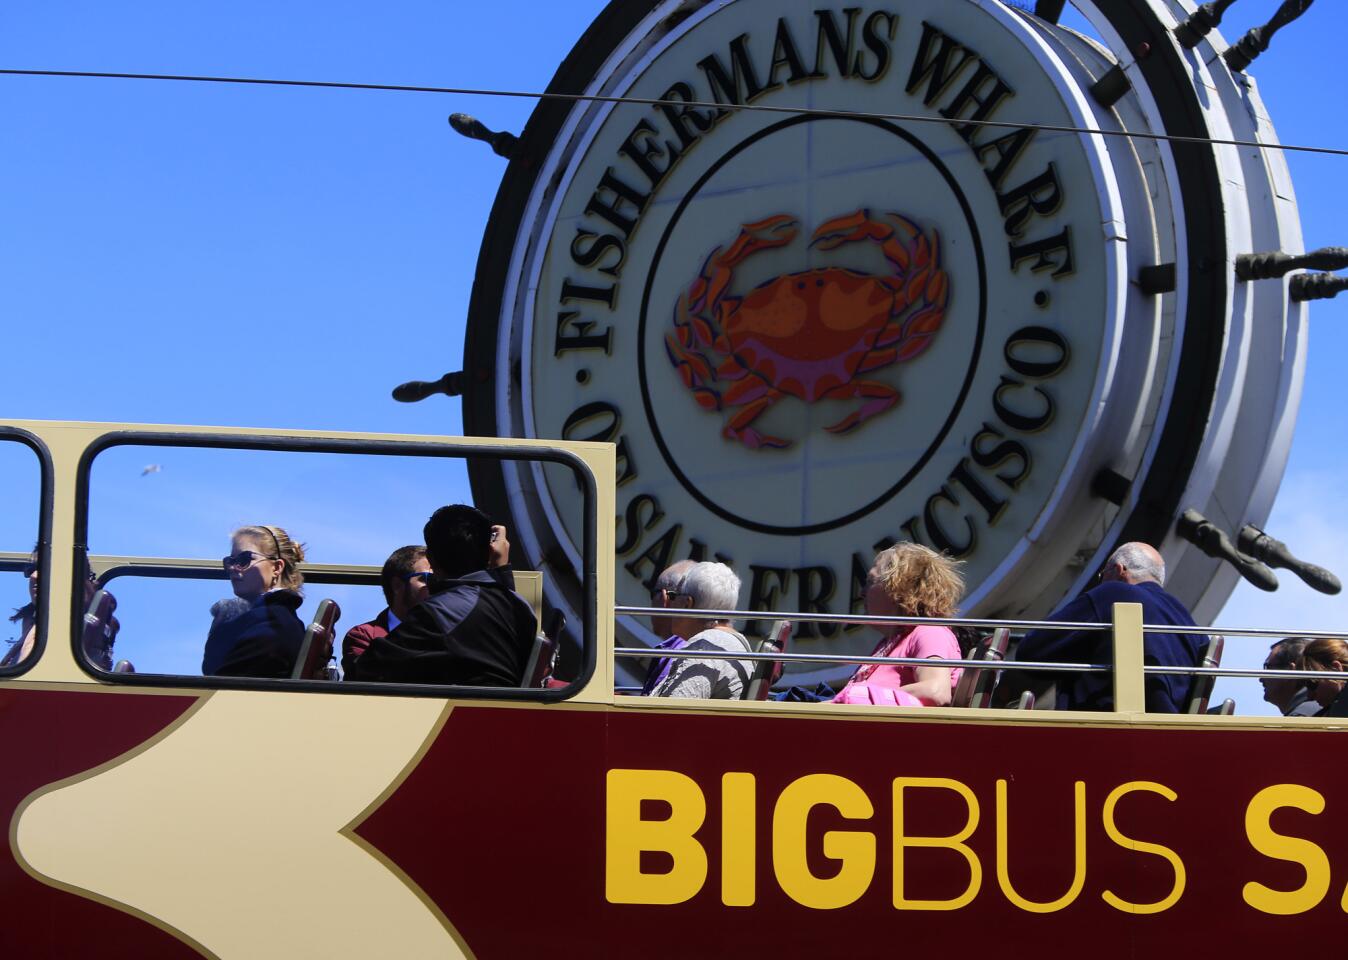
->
[85, 554, 383, 586]
[0, 551, 32, 570]
[1147, 665, 1346, 679]
[1, 550, 383, 585]
[617, 604, 1348, 643]
[616, 605, 1106, 632]
[614, 647, 1348, 682]
[10, 554, 1344, 685]
[612, 646, 1108, 673]
[1150, 624, 1348, 640]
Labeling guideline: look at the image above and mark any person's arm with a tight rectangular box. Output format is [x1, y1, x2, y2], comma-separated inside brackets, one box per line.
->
[656, 664, 717, 699]
[894, 627, 959, 706]
[899, 661, 954, 706]
[654, 632, 747, 699]
[341, 622, 377, 674]
[1141, 637, 1186, 713]
[345, 603, 447, 682]
[345, 589, 489, 684]
[993, 592, 1100, 708]
[1, 624, 35, 667]
[1015, 592, 1098, 662]
[1139, 615, 1208, 713]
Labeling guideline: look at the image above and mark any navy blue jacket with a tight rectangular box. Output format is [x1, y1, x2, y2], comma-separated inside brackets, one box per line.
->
[344, 568, 537, 687]
[202, 590, 305, 679]
[1014, 580, 1206, 713]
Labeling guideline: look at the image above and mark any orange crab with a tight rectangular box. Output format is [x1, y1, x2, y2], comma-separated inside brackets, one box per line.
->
[665, 209, 949, 450]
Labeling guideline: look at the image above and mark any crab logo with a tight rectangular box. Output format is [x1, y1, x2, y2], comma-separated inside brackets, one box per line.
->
[664, 208, 949, 450]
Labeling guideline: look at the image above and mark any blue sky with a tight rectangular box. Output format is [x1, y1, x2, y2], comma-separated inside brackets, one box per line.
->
[1, 1, 1344, 708]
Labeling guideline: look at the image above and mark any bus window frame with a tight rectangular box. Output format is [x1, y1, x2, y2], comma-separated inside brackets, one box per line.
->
[72, 430, 599, 701]
[0, 426, 54, 679]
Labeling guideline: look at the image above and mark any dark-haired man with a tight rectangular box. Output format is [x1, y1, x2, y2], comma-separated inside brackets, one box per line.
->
[340, 545, 431, 675]
[345, 505, 537, 686]
[1262, 638, 1321, 717]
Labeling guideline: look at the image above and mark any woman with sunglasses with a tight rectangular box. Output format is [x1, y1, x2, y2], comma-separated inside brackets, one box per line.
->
[2, 548, 111, 669]
[1, 552, 40, 667]
[203, 525, 307, 678]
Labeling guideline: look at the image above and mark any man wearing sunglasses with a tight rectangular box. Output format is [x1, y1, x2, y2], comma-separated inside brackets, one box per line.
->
[650, 559, 697, 643]
[636, 559, 698, 695]
[648, 561, 752, 700]
[340, 545, 432, 675]
[345, 505, 537, 687]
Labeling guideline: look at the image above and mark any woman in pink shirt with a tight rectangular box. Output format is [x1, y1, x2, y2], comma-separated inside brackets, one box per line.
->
[833, 543, 965, 707]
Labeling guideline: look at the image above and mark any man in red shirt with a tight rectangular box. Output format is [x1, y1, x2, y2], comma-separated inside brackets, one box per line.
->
[341, 545, 432, 675]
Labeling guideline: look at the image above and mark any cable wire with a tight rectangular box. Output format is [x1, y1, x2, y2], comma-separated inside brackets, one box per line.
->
[3, 67, 1347, 158]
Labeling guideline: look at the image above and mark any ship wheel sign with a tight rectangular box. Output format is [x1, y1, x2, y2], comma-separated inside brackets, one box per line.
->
[456, 0, 1322, 677]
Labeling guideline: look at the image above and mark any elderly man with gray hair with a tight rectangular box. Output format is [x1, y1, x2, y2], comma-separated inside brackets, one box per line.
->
[651, 561, 754, 700]
[1004, 541, 1206, 712]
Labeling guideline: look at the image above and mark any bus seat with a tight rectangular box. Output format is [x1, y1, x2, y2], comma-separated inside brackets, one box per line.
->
[1013, 690, 1035, 709]
[953, 627, 1009, 708]
[1209, 698, 1235, 715]
[522, 635, 555, 687]
[292, 599, 340, 681]
[1186, 635, 1224, 714]
[746, 620, 791, 701]
[112, 659, 135, 673]
[522, 610, 565, 687]
[81, 589, 118, 672]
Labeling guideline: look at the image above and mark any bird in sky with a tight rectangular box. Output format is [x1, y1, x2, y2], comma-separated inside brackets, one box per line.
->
[140, 464, 162, 477]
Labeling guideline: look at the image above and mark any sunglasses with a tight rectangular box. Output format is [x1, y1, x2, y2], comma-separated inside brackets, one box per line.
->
[653, 588, 693, 605]
[222, 551, 277, 571]
[400, 571, 433, 584]
[19, 559, 95, 581]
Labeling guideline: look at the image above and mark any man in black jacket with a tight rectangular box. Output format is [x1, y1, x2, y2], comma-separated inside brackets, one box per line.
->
[345, 505, 537, 686]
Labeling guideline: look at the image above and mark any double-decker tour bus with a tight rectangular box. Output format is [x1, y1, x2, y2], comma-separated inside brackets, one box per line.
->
[3, 0, 1346, 957]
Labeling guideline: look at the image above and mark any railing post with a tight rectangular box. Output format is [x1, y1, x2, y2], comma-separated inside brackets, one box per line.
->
[1111, 602, 1145, 713]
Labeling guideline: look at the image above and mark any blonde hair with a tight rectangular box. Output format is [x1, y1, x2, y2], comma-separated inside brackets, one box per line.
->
[234, 524, 306, 593]
[870, 542, 964, 618]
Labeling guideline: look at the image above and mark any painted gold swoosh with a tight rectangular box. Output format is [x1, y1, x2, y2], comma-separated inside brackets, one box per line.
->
[16, 690, 463, 959]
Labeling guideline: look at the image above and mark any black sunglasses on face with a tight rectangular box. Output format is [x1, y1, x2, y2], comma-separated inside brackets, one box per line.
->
[653, 588, 693, 605]
[400, 571, 433, 584]
[19, 559, 95, 581]
[222, 551, 277, 571]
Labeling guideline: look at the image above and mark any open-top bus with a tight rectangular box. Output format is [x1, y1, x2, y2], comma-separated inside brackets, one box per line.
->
[6, 0, 1346, 954]
[1, 419, 1345, 959]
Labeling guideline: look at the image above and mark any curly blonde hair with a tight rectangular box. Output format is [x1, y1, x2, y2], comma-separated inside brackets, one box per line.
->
[870, 542, 964, 618]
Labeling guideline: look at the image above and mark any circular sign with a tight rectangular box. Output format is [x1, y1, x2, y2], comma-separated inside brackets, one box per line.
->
[637, 114, 988, 535]
[464, 0, 1303, 675]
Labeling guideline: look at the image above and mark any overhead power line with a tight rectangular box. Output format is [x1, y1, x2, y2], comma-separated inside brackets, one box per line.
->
[3, 67, 1346, 159]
